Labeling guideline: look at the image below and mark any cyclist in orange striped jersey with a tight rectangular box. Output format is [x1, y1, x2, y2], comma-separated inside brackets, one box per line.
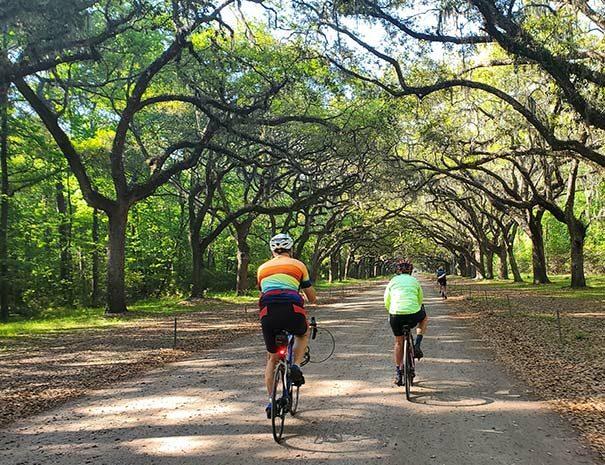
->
[258, 233, 317, 417]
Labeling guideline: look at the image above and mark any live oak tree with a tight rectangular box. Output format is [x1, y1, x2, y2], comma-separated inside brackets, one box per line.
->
[296, 0, 605, 167]
[12, 1, 304, 313]
[0, 0, 149, 86]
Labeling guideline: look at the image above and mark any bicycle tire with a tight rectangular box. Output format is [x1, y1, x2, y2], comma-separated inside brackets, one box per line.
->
[309, 327, 336, 363]
[289, 384, 299, 416]
[404, 338, 412, 401]
[271, 364, 287, 442]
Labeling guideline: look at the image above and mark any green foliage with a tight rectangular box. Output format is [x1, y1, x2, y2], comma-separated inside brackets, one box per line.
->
[3, 0, 605, 327]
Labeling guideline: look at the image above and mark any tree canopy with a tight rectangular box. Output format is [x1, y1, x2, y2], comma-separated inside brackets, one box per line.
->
[1, 0, 605, 321]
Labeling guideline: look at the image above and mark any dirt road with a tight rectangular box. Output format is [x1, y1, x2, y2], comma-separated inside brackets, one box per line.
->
[1, 283, 600, 464]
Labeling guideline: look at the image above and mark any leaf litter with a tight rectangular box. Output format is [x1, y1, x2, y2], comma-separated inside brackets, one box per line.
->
[0, 301, 258, 428]
[448, 282, 605, 461]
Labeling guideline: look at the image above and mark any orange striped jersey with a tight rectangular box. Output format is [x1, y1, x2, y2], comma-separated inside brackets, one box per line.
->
[257, 256, 313, 295]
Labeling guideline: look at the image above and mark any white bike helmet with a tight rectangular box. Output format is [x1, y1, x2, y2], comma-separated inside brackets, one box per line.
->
[270, 233, 294, 252]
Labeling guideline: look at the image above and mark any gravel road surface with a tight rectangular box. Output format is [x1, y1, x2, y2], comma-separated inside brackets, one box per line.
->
[1, 282, 600, 465]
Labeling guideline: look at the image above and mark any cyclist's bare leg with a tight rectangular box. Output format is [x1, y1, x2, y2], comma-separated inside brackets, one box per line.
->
[265, 352, 281, 395]
[393, 335, 404, 367]
[293, 328, 310, 366]
[417, 315, 428, 336]
[264, 329, 309, 394]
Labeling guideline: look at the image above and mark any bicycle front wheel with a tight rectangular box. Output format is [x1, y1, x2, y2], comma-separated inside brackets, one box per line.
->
[308, 326, 336, 363]
[404, 338, 412, 401]
[271, 364, 287, 442]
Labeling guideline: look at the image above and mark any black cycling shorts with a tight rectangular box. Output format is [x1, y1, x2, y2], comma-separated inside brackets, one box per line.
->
[437, 276, 447, 285]
[260, 303, 308, 353]
[389, 307, 427, 336]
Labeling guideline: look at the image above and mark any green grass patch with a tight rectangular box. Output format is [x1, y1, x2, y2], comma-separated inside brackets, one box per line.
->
[574, 330, 589, 341]
[0, 291, 259, 338]
[450, 274, 605, 300]
[0, 306, 116, 338]
[206, 290, 258, 305]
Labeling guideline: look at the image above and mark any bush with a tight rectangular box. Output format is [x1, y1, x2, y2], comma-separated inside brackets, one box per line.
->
[201, 269, 237, 292]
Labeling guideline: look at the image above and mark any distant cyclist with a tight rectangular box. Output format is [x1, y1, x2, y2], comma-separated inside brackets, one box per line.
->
[436, 266, 447, 299]
[257, 233, 317, 417]
[384, 260, 428, 386]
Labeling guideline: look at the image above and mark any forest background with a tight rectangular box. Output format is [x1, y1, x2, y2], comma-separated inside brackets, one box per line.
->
[1, 0, 604, 323]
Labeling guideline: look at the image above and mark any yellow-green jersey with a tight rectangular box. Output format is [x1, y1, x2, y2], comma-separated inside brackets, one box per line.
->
[384, 274, 423, 315]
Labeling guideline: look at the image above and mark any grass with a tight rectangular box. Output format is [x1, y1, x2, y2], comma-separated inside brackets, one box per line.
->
[0, 307, 115, 338]
[206, 290, 258, 305]
[0, 291, 260, 338]
[448, 274, 605, 300]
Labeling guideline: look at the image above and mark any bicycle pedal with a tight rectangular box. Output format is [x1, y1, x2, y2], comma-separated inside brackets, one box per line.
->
[301, 347, 310, 367]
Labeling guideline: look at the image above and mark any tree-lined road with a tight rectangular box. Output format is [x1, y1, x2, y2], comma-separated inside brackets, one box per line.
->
[1, 283, 599, 464]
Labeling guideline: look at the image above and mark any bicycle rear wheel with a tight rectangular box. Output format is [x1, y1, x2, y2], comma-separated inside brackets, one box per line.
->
[404, 338, 413, 401]
[289, 383, 299, 416]
[271, 364, 287, 442]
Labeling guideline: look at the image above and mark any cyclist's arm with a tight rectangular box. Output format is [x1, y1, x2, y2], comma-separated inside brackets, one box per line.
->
[302, 286, 317, 304]
[299, 263, 317, 304]
[418, 282, 424, 306]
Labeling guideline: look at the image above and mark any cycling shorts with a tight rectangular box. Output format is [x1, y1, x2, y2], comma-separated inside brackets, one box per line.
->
[260, 303, 308, 353]
[437, 276, 447, 285]
[389, 307, 427, 336]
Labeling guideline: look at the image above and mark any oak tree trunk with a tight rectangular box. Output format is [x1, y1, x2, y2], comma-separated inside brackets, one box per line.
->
[475, 248, 485, 279]
[329, 251, 339, 283]
[190, 238, 204, 298]
[344, 250, 354, 280]
[106, 205, 129, 314]
[234, 219, 252, 295]
[498, 247, 509, 280]
[527, 210, 549, 284]
[507, 242, 524, 283]
[568, 219, 587, 288]
[484, 248, 494, 280]
[506, 224, 523, 282]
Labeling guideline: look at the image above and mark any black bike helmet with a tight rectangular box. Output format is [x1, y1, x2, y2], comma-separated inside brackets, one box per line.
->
[396, 260, 413, 274]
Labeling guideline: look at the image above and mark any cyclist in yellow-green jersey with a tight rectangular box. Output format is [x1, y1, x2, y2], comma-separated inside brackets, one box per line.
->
[384, 260, 428, 386]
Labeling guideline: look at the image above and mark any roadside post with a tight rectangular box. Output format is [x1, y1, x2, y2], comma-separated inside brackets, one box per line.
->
[173, 317, 177, 349]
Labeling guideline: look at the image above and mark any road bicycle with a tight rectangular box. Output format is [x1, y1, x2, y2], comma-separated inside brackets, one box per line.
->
[270, 317, 318, 443]
[437, 278, 447, 299]
[400, 324, 416, 401]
